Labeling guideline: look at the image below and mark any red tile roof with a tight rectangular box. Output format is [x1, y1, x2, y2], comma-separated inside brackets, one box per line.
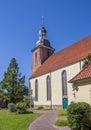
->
[69, 62, 91, 82]
[30, 35, 91, 79]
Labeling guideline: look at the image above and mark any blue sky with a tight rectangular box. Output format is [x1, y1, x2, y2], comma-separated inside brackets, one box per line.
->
[0, 0, 91, 86]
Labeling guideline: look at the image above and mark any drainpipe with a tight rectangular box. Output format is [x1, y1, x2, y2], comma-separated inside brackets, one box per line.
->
[50, 71, 52, 109]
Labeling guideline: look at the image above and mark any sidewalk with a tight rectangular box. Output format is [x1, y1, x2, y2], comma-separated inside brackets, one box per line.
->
[29, 110, 71, 130]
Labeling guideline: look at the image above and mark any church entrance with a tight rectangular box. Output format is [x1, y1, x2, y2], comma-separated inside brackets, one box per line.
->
[63, 98, 68, 109]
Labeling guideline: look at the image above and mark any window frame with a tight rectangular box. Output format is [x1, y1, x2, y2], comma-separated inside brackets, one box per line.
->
[62, 70, 68, 96]
[35, 79, 38, 101]
[46, 75, 51, 100]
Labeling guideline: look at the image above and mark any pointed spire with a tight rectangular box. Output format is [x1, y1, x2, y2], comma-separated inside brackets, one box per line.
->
[42, 16, 44, 27]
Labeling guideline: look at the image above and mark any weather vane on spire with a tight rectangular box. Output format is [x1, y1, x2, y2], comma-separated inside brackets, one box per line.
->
[42, 16, 44, 27]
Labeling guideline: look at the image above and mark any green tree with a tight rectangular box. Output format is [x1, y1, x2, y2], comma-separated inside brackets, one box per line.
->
[82, 54, 91, 68]
[0, 58, 28, 103]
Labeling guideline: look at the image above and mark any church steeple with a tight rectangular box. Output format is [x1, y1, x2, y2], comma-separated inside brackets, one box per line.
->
[32, 20, 55, 73]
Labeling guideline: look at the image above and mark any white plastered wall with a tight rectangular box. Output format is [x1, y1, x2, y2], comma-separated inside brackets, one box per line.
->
[30, 73, 51, 106]
[30, 61, 83, 107]
[73, 82, 91, 105]
[51, 62, 81, 106]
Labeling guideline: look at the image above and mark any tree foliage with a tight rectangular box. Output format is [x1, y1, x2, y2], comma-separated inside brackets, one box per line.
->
[0, 58, 28, 103]
[82, 54, 91, 68]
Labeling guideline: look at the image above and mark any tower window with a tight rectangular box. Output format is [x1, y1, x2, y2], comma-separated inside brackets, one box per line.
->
[35, 52, 38, 65]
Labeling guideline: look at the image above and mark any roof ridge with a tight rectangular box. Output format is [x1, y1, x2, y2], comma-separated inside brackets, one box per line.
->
[30, 34, 91, 79]
[56, 34, 91, 54]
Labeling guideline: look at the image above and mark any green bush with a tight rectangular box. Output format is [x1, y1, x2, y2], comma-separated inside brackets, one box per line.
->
[16, 102, 27, 114]
[67, 102, 91, 130]
[55, 120, 69, 126]
[8, 103, 16, 112]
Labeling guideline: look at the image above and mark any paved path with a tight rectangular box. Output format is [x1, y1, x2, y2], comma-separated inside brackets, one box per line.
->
[29, 110, 71, 130]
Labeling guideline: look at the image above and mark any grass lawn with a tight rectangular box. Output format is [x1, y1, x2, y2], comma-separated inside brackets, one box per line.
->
[0, 109, 40, 130]
[58, 110, 67, 116]
[55, 110, 69, 126]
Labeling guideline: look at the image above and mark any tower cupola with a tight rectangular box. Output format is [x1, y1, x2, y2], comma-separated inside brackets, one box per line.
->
[39, 26, 47, 40]
[36, 25, 50, 47]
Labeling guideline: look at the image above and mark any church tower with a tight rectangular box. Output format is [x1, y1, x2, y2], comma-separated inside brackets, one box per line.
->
[32, 22, 55, 73]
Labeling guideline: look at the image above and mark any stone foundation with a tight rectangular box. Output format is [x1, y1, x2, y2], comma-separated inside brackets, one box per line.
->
[31, 105, 63, 110]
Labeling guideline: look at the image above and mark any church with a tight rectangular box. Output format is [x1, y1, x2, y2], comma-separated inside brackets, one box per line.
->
[29, 24, 91, 109]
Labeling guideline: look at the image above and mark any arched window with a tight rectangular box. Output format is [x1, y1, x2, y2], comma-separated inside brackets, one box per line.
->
[35, 79, 38, 101]
[62, 70, 67, 96]
[46, 76, 51, 100]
